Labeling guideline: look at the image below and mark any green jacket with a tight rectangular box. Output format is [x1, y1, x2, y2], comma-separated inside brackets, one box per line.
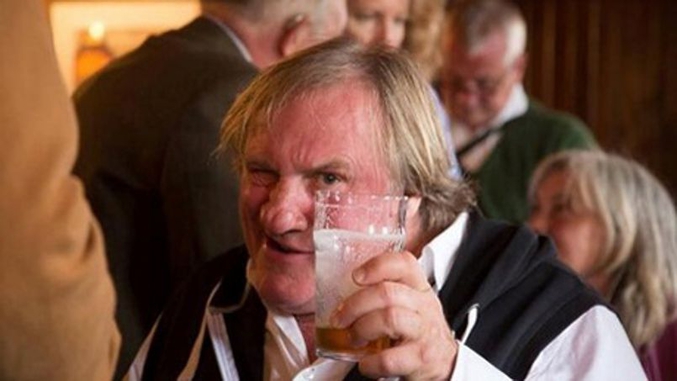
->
[471, 100, 596, 223]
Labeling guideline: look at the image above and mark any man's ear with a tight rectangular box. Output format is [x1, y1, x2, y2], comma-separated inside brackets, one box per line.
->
[403, 195, 425, 255]
[513, 52, 528, 82]
[405, 195, 423, 234]
[279, 14, 311, 57]
[406, 196, 422, 220]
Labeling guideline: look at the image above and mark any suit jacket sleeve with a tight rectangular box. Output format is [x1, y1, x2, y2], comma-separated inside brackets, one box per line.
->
[0, 1, 120, 380]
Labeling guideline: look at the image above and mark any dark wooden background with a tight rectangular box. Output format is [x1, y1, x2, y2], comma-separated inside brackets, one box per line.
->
[516, 0, 677, 197]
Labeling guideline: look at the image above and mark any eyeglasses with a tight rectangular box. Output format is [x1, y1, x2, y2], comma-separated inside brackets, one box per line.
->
[440, 66, 514, 98]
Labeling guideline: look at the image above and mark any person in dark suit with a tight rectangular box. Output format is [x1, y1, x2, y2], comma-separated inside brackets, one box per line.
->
[73, 0, 347, 376]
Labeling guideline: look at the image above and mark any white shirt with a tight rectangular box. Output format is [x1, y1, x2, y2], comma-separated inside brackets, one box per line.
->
[127, 213, 646, 380]
[452, 84, 529, 173]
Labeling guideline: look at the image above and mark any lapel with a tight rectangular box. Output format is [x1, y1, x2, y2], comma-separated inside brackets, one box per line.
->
[437, 212, 523, 333]
[209, 266, 267, 381]
[222, 289, 267, 381]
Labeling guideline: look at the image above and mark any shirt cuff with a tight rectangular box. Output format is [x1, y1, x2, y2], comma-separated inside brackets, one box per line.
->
[450, 342, 511, 381]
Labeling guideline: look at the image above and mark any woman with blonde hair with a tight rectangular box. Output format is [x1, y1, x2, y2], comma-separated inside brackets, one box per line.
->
[528, 149, 677, 380]
[402, 0, 445, 82]
[344, 0, 461, 178]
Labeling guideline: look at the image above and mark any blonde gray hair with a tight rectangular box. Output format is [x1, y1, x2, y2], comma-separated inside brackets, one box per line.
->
[221, 37, 474, 234]
[201, 0, 327, 30]
[529, 150, 677, 348]
[445, 0, 527, 66]
[403, 0, 446, 81]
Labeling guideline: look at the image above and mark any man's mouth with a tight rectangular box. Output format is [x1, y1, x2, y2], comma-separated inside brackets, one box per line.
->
[265, 237, 312, 255]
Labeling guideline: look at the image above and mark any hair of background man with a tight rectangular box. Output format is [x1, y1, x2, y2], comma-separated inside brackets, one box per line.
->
[200, 0, 328, 32]
[446, 0, 526, 66]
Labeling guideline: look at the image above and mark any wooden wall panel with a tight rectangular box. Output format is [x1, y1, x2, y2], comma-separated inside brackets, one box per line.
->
[517, 0, 677, 196]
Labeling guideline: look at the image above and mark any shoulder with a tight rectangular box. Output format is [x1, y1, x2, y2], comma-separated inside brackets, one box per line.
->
[518, 101, 595, 143]
[520, 100, 584, 128]
[501, 100, 596, 152]
[532, 306, 644, 379]
[153, 246, 249, 331]
[75, 17, 256, 103]
[443, 214, 610, 378]
[461, 212, 547, 262]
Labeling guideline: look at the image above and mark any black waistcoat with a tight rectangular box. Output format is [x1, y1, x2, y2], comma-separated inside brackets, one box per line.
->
[141, 212, 605, 380]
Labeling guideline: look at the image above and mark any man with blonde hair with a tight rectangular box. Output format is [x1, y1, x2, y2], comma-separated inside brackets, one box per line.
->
[73, 0, 347, 376]
[440, 0, 596, 223]
[130, 38, 644, 380]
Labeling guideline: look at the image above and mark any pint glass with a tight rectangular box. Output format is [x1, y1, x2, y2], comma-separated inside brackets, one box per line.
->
[313, 190, 407, 361]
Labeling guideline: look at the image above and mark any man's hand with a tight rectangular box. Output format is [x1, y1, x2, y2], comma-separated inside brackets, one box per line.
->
[330, 251, 458, 380]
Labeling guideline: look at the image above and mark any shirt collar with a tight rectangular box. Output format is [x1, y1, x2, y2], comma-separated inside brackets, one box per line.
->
[452, 83, 529, 135]
[488, 83, 529, 129]
[201, 14, 253, 63]
[418, 212, 469, 293]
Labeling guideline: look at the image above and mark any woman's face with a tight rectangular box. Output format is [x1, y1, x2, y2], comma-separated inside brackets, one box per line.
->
[345, 0, 410, 48]
[528, 170, 608, 291]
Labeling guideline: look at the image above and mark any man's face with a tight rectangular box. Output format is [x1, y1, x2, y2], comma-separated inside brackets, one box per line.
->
[527, 169, 607, 291]
[239, 83, 393, 315]
[440, 31, 524, 131]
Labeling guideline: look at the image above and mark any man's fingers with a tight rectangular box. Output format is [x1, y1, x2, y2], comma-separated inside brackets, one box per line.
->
[353, 251, 430, 293]
[358, 343, 424, 379]
[331, 281, 430, 328]
[349, 307, 423, 342]
[358, 336, 457, 381]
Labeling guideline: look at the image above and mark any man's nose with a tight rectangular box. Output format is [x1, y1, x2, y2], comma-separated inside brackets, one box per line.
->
[453, 85, 481, 107]
[379, 20, 399, 48]
[260, 180, 313, 237]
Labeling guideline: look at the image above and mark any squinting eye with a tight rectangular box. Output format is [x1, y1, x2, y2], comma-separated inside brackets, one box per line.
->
[246, 168, 277, 187]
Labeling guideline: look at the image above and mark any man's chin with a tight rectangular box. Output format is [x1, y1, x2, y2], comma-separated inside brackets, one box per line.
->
[452, 111, 491, 131]
[251, 280, 315, 316]
[260, 295, 316, 316]
[465, 118, 492, 131]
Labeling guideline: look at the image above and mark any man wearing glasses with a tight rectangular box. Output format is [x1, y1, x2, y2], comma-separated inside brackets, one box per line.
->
[440, 0, 596, 223]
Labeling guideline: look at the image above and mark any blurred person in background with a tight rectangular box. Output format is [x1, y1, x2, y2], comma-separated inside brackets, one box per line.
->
[529, 149, 677, 381]
[345, 0, 461, 178]
[440, 0, 596, 222]
[73, 0, 347, 376]
[0, 0, 119, 379]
